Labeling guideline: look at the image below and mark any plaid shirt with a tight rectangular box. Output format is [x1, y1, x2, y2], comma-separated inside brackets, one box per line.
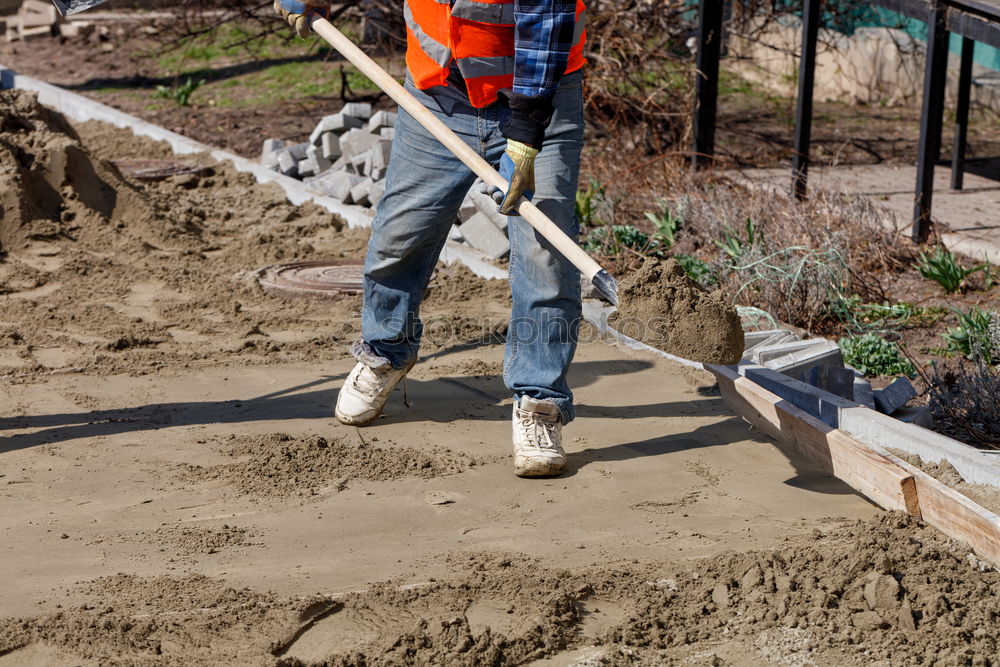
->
[513, 0, 579, 99]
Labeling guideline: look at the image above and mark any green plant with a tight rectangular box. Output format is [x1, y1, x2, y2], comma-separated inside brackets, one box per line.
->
[582, 224, 649, 257]
[674, 254, 716, 287]
[715, 218, 757, 264]
[838, 334, 915, 377]
[575, 180, 606, 230]
[155, 77, 206, 106]
[913, 246, 984, 293]
[644, 200, 682, 250]
[942, 306, 995, 364]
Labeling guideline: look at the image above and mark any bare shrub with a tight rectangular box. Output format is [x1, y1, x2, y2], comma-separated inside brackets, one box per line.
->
[660, 177, 910, 331]
[928, 361, 1000, 448]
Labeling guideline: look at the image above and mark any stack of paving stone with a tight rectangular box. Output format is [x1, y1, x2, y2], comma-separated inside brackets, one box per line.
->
[260, 102, 511, 259]
[740, 328, 927, 424]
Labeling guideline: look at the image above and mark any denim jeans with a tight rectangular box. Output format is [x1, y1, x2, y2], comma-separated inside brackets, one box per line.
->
[361, 70, 584, 424]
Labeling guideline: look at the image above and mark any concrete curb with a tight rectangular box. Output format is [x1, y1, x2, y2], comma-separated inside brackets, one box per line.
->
[7, 67, 996, 491]
[736, 363, 1000, 488]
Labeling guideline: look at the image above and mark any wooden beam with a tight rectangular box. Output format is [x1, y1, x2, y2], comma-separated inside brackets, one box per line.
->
[708, 363, 1000, 566]
[707, 364, 919, 515]
[891, 456, 1000, 566]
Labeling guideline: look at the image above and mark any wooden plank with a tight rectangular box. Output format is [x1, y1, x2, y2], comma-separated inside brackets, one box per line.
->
[708, 364, 918, 515]
[891, 456, 1000, 565]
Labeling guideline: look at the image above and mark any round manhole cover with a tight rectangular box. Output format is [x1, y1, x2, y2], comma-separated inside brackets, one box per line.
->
[257, 260, 364, 300]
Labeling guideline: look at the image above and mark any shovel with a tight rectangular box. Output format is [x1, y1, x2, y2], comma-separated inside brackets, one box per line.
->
[311, 18, 618, 307]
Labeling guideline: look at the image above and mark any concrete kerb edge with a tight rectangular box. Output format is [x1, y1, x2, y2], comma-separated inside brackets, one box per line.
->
[9, 65, 996, 490]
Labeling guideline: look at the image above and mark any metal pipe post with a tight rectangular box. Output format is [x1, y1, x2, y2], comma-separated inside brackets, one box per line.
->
[913, 1, 950, 242]
[792, 0, 822, 200]
[693, 0, 724, 168]
[951, 36, 975, 191]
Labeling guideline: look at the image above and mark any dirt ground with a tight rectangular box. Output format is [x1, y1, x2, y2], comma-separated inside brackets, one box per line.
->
[4, 91, 1000, 665]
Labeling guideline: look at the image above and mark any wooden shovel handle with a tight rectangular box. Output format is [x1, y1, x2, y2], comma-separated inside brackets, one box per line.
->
[311, 17, 604, 281]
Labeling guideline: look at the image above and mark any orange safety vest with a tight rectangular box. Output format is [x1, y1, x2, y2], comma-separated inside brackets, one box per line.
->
[404, 0, 587, 108]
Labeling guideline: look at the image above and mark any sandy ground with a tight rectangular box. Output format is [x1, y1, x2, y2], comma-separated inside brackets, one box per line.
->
[4, 89, 1000, 665]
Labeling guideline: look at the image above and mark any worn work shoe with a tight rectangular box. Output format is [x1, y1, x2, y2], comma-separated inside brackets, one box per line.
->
[512, 396, 566, 477]
[335, 355, 415, 426]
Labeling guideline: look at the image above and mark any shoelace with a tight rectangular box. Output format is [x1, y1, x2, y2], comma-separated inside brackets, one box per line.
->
[352, 365, 411, 407]
[516, 412, 559, 451]
[352, 365, 387, 400]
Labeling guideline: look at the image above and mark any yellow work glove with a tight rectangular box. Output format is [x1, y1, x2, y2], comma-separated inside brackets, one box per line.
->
[494, 139, 539, 216]
[273, 0, 332, 38]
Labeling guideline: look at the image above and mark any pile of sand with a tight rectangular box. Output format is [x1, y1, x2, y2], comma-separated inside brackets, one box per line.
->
[184, 432, 479, 498]
[3, 515, 997, 664]
[610, 258, 744, 364]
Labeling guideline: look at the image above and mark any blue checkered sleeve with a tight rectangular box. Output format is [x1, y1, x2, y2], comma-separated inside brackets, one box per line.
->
[513, 0, 578, 99]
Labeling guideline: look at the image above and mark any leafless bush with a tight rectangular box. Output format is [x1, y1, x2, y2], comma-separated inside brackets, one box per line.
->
[928, 360, 1000, 448]
[663, 178, 910, 330]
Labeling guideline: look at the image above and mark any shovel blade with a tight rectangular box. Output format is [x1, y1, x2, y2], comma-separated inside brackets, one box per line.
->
[50, 0, 108, 15]
[591, 269, 619, 307]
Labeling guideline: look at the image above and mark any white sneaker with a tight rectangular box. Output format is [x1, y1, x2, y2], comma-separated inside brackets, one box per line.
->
[512, 397, 566, 477]
[335, 353, 415, 426]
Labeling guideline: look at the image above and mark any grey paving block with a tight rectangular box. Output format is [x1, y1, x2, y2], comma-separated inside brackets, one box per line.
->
[369, 167, 386, 181]
[287, 141, 310, 161]
[311, 170, 364, 203]
[310, 112, 365, 144]
[298, 156, 319, 179]
[459, 211, 510, 259]
[306, 145, 331, 174]
[329, 155, 351, 173]
[893, 405, 933, 428]
[741, 330, 797, 358]
[369, 138, 392, 171]
[853, 376, 875, 409]
[741, 365, 855, 428]
[807, 364, 855, 400]
[351, 149, 371, 174]
[368, 180, 386, 207]
[770, 347, 844, 383]
[260, 138, 284, 169]
[470, 188, 507, 232]
[874, 376, 917, 415]
[341, 129, 382, 162]
[277, 150, 299, 178]
[367, 110, 397, 132]
[320, 132, 341, 161]
[341, 102, 374, 120]
[350, 177, 374, 207]
[380, 127, 395, 140]
[754, 338, 833, 365]
[448, 224, 463, 242]
[458, 193, 478, 223]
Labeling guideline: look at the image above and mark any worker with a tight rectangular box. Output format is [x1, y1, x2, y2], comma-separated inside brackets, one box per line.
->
[275, 0, 586, 478]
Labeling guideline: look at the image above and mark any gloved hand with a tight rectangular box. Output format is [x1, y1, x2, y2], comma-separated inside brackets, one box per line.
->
[480, 139, 539, 216]
[273, 0, 332, 38]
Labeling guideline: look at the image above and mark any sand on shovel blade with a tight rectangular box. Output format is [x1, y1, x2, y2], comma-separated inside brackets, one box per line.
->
[609, 258, 744, 364]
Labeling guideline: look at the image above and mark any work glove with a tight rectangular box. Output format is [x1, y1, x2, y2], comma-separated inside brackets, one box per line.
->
[273, 0, 332, 38]
[480, 139, 539, 216]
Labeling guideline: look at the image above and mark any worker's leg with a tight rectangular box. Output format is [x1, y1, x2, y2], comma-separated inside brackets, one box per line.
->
[500, 71, 585, 424]
[361, 83, 479, 368]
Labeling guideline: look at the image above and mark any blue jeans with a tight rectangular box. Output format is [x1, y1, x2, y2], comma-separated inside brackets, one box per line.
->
[361, 70, 584, 424]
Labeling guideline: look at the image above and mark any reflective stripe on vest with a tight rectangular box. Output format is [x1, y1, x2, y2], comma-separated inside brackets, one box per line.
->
[404, 1, 451, 67]
[456, 55, 514, 80]
[404, 0, 586, 107]
[450, 0, 515, 26]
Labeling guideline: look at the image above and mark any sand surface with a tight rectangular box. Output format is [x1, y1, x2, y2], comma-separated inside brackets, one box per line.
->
[3, 90, 1000, 665]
